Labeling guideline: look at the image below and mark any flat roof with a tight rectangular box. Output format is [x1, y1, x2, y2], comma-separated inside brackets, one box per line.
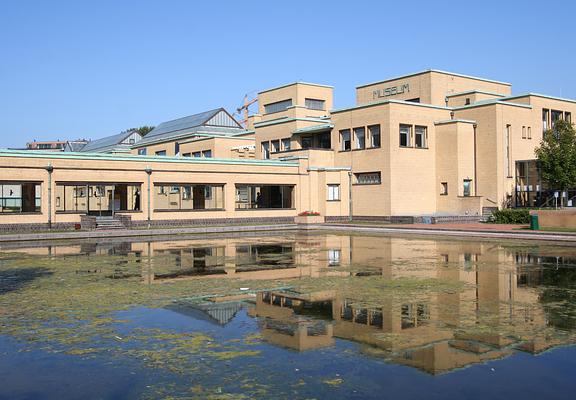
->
[445, 89, 507, 98]
[258, 81, 334, 95]
[0, 149, 298, 167]
[330, 99, 450, 114]
[500, 93, 576, 105]
[453, 100, 532, 110]
[356, 69, 511, 89]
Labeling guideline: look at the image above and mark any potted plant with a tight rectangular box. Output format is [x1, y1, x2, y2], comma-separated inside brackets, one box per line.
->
[295, 211, 325, 224]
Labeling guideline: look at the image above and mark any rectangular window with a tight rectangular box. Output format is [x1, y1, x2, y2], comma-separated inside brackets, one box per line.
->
[327, 184, 340, 201]
[55, 183, 141, 213]
[235, 185, 294, 209]
[0, 182, 41, 213]
[318, 132, 331, 149]
[527, 127, 532, 139]
[182, 153, 191, 157]
[264, 99, 292, 114]
[305, 98, 325, 111]
[155, 150, 166, 156]
[354, 127, 365, 149]
[271, 140, 280, 153]
[301, 136, 313, 149]
[414, 126, 427, 148]
[138, 148, 147, 155]
[551, 110, 563, 128]
[202, 150, 212, 158]
[465, 98, 471, 105]
[522, 126, 526, 139]
[369, 125, 381, 148]
[282, 138, 291, 151]
[400, 124, 412, 147]
[328, 249, 341, 266]
[340, 129, 351, 151]
[193, 152, 201, 158]
[463, 179, 472, 197]
[154, 184, 224, 211]
[355, 172, 381, 185]
[261, 142, 270, 159]
[440, 182, 448, 195]
[542, 109, 549, 132]
[174, 142, 180, 155]
[566, 112, 572, 124]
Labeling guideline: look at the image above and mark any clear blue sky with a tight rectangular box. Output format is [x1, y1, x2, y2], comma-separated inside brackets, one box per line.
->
[1, 0, 575, 148]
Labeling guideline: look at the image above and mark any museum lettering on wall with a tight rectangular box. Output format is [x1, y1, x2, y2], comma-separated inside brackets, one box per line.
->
[373, 83, 410, 99]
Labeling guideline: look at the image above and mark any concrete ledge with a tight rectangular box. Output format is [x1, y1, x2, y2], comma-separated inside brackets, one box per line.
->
[531, 209, 576, 229]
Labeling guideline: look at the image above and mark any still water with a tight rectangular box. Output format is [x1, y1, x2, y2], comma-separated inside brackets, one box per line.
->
[1, 231, 576, 399]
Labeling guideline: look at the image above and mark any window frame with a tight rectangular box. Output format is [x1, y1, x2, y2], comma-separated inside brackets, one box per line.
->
[340, 129, 351, 151]
[399, 124, 412, 147]
[414, 125, 427, 148]
[354, 127, 366, 150]
[327, 184, 341, 201]
[368, 124, 381, 148]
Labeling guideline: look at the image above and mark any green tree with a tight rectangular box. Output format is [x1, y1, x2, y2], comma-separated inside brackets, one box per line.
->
[126, 126, 155, 136]
[535, 120, 576, 206]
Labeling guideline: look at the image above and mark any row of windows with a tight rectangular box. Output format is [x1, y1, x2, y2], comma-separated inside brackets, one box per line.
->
[339, 125, 380, 151]
[139, 148, 213, 158]
[0, 182, 41, 213]
[263, 98, 326, 114]
[521, 126, 532, 140]
[439, 179, 473, 197]
[400, 124, 427, 148]
[542, 109, 572, 132]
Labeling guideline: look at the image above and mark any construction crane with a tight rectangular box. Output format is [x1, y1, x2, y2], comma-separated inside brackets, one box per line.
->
[236, 94, 257, 128]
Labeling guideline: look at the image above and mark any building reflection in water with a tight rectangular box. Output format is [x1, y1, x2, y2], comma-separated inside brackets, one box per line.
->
[2, 232, 576, 374]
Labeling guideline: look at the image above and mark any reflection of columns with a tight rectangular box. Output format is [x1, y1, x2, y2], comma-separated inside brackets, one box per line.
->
[45, 164, 54, 229]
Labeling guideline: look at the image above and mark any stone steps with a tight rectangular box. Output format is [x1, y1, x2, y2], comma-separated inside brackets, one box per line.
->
[95, 217, 126, 230]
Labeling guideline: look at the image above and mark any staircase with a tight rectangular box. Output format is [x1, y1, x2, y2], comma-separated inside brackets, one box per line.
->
[95, 216, 126, 230]
[481, 207, 498, 222]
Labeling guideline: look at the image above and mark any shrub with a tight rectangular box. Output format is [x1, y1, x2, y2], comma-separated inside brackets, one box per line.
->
[488, 208, 530, 224]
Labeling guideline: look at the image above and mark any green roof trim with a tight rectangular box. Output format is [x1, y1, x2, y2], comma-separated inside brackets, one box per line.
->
[0, 149, 298, 167]
[253, 117, 329, 128]
[292, 123, 334, 135]
[434, 119, 477, 125]
[453, 100, 532, 110]
[356, 69, 511, 89]
[178, 135, 255, 145]
[131, 129, 251, 148]
[258, 81, 333, 95]
[331, 99, 450, 114]
[500, 93, 576, 105]
[445, 89, 507, 98]
[307, 167, 352, 172]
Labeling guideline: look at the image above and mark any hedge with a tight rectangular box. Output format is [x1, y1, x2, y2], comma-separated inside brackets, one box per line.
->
[487, 208, 531, 224]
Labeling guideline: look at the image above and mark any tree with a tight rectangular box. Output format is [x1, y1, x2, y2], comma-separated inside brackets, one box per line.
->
[535, 120, 576, 207]
[126, 126, 155, 136]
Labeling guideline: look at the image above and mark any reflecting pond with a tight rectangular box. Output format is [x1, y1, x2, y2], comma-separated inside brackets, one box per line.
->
[1, 232, 576, 399]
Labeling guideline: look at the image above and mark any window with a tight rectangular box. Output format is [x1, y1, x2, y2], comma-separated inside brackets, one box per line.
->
[542, 109, 549, 132]
[129, 138, 135, 145]
[55, 184, 141, 213]
[261, 142, 270, 159]
[305, 98, 325, 110]
[138, 148, 147, 155]
[327, 184, 340, 201]
[301, 136, 313, 149]
[399, 124, 412, 147]
[182, 153, 191, 157]
[328, 249, 341, 266]
[154, 184, 224, 211]
[175, 142, 180, 155]
[414, 126, 427, 148]
[318, 132, 331, 149]
[440, 182, 448, 196]
[463, 179, 472, 197]
[406, 98, 420, 103]
[264, 99, 292, 114]
[271, 140, 280, 153]
[155, 150, 166, 156]
[369, 125, 380, 148]
[38, 144, 51, 149]
[0, 182, 41, 213]
[340, 129, 351, 151]
[527, 127, 532, 139]
[522, 126, 526, 139]
[354, 127, 365, 149]
[355, 172, 381, 185]
[465, 98, 471, 105]
[282, 138, 291, 151]
[551, 110, 563, 128]
[193, 152, 201, 158]
[202, 150, 212, 158]
[235, 185, 294, 209]
[566, 112, 572, 124]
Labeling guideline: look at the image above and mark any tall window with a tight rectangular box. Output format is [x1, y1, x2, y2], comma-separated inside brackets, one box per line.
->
[551, 110, 563, 128]
[527, 127, 532, 139]
[355, 172, 381, 185]
[174, 142, 180, 155]
[327, 184, 340, 201]
[354, 127, 365, 149]
[542, 109, 549, 132]
[282, 138, 291, 151]
[522, 126, 526, 139]
[566, 112, 572, 124]
[264, 99, 292, 114]
[235, 185, 294, 209]
[463, 179, 472, 197]
[400, 124, 412, 147]
[414, 126, 427, 148]
[369, 125, 381, 148]
[305, 98, 325, 110]
[271, 140, 280, 153]
[340, 129, 351, 151]
[261, 142, 270, 159]
[0, 182, 41, 213]
[440, 182, 448, 195]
